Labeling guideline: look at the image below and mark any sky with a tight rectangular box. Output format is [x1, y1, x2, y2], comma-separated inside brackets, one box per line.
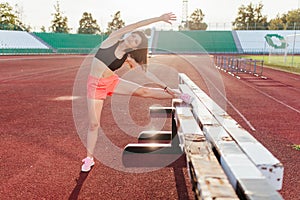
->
[2, 0, 300, 32]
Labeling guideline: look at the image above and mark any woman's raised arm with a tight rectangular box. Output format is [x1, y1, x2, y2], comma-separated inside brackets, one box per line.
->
[108, 12, 176, 40]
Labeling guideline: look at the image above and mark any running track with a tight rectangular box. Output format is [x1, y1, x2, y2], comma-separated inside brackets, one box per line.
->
[0, 55, 299, 199]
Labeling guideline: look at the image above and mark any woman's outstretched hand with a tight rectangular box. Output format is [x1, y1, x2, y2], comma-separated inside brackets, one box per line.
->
[165, 87, 194, 104]
[159, 12, 177, 24]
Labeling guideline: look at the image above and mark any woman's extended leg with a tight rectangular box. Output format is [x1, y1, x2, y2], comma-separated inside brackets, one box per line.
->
[114, 78, 176, 99]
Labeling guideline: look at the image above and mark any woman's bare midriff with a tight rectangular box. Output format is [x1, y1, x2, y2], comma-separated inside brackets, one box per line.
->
[90, 58, 115, 78]
[101, 68, 114, 78]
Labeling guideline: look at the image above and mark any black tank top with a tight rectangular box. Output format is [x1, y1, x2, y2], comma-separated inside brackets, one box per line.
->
[95, 42, 128, 71]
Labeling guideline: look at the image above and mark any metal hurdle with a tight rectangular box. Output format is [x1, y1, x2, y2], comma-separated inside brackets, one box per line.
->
[229, 57, 239, 74]
[122, 73, 283, 199]
[215, 56, 264, 77]
[178, 73, 283, 199]
[216, 56, 229, 71]
[123, 103, 239, 199]
[237, 58, 264, 76]
[249, 59, 264, 76]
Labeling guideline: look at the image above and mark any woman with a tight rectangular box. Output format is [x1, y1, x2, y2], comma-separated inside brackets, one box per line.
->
[82, 12, 192, 172]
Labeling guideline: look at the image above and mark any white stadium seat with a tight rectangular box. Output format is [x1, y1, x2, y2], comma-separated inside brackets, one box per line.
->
[0, 30, 49, 49]
[236, 30, 300, 54]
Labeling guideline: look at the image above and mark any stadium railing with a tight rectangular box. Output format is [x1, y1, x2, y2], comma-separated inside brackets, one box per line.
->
[0, 48, 53, 55]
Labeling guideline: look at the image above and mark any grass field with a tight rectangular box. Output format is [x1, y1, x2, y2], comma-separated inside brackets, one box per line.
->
[241, 55, 300, 74]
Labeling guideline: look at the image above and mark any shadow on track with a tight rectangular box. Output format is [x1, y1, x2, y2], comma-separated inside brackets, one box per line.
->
[68, 169, 92, 200]
[169, 155, 190, 200]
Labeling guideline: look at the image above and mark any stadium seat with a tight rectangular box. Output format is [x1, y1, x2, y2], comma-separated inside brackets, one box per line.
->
[0, 30, 49, 49]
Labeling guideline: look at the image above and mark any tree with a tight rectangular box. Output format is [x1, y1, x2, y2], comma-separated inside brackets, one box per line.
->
[179, 9, 207, 30]
[285, 8, 300, 29]
[78, 12, 101, 34]
[233, 2, 268, 30]
[268, 8, 300, 30]
[0, 2, 29, 31]
[50, 1, 70, 33]
[187, 9, 207, 30]
[40, 26, 46, 32]
[268, 14, 286, 30]
[106, 11, 125, 35]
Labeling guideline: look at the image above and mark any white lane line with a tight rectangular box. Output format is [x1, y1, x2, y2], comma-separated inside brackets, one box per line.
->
[52, 96, 81, 101]
[223, 97, 257, 131]
[241, 80, 300, 115]
[203, 75, 257, 131]
[0, 55, 91, 61]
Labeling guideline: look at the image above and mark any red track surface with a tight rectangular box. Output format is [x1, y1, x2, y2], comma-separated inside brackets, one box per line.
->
[0, 55, 299, 199]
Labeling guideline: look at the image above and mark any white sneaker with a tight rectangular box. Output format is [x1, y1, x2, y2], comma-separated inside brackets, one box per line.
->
[81, 157, 95, 172]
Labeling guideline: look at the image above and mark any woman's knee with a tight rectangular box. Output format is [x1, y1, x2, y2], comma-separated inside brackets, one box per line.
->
[89, 122, 100, 131]
[134, 87, 150, 97]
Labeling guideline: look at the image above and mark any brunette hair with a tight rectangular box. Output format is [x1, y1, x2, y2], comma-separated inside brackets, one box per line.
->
[128, 31, 148, 65]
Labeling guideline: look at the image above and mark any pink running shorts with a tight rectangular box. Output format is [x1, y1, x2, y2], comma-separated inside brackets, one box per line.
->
[87, 74, 120, 99]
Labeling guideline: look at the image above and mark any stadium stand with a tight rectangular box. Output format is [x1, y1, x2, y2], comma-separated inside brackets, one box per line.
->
[231, 31, 243, 53]
[151, 30, 238, 54]
[1, 30, 299, 55]
[0, 30, 48, 49]
[0, 30, 51, 54]
[33, 32, 106, 54]
[236, 30, 300, 54]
